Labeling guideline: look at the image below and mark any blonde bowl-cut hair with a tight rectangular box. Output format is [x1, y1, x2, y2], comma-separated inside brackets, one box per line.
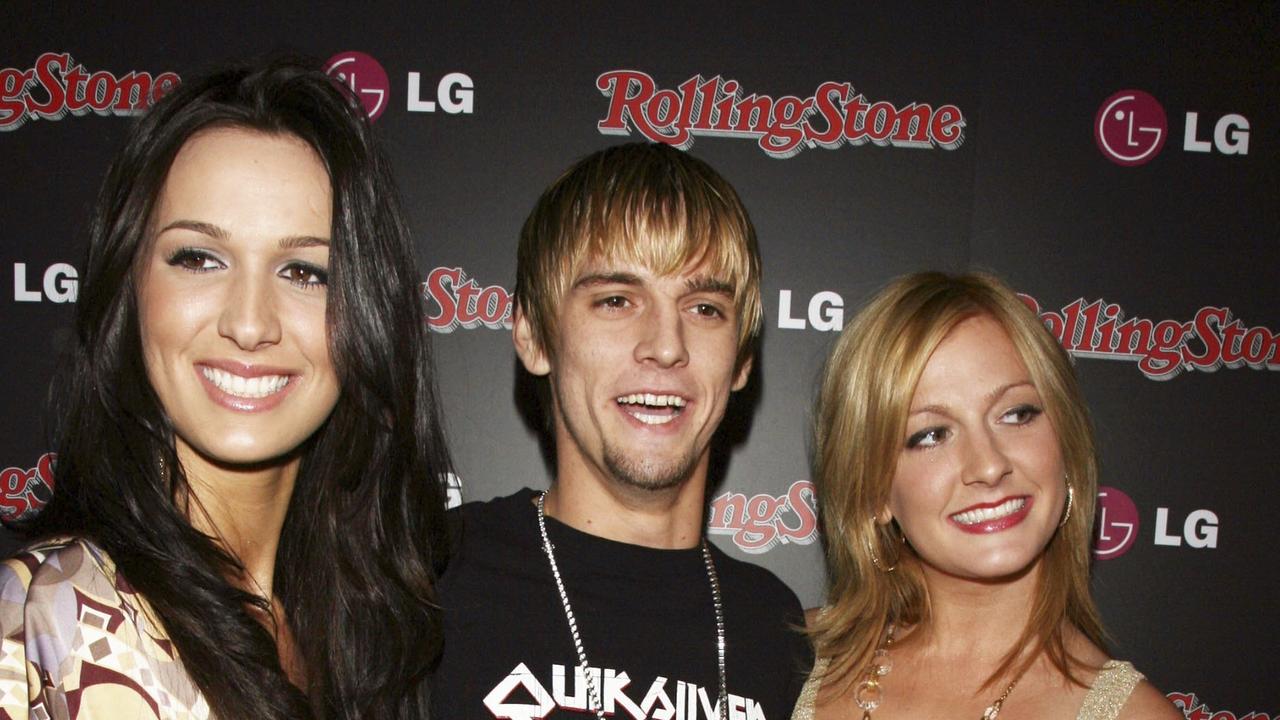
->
[810, 271, 1107, 692]
[515, 142, 762, 371]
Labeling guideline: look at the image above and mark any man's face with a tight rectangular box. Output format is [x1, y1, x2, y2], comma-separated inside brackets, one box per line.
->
[516, 258, 751, 493]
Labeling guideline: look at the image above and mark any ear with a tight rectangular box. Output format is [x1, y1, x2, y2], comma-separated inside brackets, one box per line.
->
[730, 354, 753, 391]
[512, 304, 551, 377]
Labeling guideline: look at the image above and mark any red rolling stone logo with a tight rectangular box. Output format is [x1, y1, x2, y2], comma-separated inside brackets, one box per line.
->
[1092, 486, 1140, 560]
[1094, 90, 1168, 166]
[324, 51, 390, 122]
[0, 453, 55, 523]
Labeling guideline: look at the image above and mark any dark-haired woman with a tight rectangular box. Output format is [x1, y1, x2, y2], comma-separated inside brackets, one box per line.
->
[0, 60, 451, 719]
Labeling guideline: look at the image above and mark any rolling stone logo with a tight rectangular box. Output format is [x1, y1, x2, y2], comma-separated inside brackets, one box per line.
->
[0, 453, 55, 523]
[597, 70, 965, 159]
[0, 53, 180, 131]
[707, 480, 818, 553]
[424, 267, 513, 332]
[1019, 294, 1279, 381]
[1169, 693, 1274, 720]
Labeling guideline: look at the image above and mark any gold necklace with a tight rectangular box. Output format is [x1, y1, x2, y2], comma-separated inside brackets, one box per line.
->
[853, 623, 1026, 720]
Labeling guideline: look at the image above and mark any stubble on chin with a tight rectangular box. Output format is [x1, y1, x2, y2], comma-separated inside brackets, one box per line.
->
[602, 443, 698, 492]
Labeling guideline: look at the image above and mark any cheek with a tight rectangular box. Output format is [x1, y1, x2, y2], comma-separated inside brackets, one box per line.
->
[290, 308, 335, 379]
[887, 457, 951, 523]
[136, 283, 189, 372]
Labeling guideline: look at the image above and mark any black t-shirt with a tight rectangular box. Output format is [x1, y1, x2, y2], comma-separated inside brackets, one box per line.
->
[432, 488, 812, 719]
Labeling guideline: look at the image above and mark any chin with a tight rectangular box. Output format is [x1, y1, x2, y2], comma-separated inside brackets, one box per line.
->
[188, 435, 301, 469]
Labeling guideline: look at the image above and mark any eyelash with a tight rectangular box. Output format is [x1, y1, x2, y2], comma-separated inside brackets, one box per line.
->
[165, 248, 328, 289]
[690, 302, 725, 319]
[904, 404, 1043, 450]
[596, 295, 630, 310]
[166, 247, 221, 273]
[280, 262, 328, 289]
[1001, 403, 1043, 425]
[906, 427, 948, 450]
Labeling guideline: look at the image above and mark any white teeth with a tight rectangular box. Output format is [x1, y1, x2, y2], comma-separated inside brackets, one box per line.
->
[950, 497, 1026, 525]
[616, 393, 687, 407]
[201, 367, 290, 399]
[632, 412, 677, 425]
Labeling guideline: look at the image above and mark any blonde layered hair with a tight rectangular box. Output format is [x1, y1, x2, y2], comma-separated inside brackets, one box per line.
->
[515, 142, 762, 370]
[811, 272, 1107, 691]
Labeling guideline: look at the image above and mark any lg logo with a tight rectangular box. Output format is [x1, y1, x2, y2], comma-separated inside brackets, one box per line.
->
[324, 51, 474, 122]
[13, 262, 77, 303]
[1095, 89, 1250, 166]
[1093, 486, 1218, 560]
[777, 289, 844, 332]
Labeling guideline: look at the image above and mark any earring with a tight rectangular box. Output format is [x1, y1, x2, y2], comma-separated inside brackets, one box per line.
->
[867, 522, 900, 573]
[1059, 482, 1074, 529]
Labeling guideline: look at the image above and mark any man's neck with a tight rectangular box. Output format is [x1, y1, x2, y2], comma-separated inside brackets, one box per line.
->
[542, 465, 708, 550]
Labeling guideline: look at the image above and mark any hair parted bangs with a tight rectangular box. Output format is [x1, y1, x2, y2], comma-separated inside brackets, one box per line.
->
[810, 271, 1107, 694]
[516, 142, 762, 368]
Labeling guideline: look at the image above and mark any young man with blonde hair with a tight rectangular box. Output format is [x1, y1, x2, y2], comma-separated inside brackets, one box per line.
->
[433, 143, 810, 719]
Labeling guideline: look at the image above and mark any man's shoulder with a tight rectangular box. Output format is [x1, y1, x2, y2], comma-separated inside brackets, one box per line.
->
[442, 487, 542, 578]
[707, 542, 803, 612]
[450, 487, 539, 540]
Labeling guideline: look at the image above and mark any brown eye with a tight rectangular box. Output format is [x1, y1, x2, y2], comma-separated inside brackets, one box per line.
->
[166, 248, 221, 272]
[691, 302, 724, 318]
[280, 262, 328, 289]
[906, 427, 949, 449]
[1000, 404, 1043, 425]
[597, 295, 630, 309]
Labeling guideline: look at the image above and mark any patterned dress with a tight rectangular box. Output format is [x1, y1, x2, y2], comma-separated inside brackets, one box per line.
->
[0, 538, 211, 719]
[791, 656, 1144, 720]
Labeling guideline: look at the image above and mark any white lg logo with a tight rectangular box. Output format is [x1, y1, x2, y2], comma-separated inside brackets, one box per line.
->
[13, 263, 77, 303]
[407, 72, 474, 114]
[777, 289, 844, 332]
[1183, 112, 1250, 155]
[1154, 507, 1219, 549]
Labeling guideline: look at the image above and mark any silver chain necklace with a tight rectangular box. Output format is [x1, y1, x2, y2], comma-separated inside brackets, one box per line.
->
[536, 491, 728, 720]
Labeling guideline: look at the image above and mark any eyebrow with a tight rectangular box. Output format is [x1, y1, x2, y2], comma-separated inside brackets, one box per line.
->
[908, 380, 1036, 416]
[684, 275, 735, 296]
[156, 219, 227, 240]
[155, 220, 329, 248]
[571, 272, 735, 296]
[278, 235, 331, 249]
[573, 271, 642, 289]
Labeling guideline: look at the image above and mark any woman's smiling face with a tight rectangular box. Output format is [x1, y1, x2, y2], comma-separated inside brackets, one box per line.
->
[887, 314, 1068, 582]
[136, 127, 340, 468]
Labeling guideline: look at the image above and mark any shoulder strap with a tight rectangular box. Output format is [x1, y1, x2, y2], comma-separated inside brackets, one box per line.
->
[1076, 660, 1144, 720]
[790, 655, 829, 720]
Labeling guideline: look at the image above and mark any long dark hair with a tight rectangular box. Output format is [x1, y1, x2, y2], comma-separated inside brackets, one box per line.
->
[19, 59, 452, 719]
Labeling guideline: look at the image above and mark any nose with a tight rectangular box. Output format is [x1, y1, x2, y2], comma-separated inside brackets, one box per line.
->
[634, 302, 689, 368]
[960, 426, 1013, 486]
[217, 271, 282, 350]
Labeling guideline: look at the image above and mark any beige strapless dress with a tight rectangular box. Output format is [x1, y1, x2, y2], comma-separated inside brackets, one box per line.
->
[790, 657, 1144, 720]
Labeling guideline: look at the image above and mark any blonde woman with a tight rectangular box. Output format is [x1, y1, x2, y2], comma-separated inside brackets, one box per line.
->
[795, 272, 1178, 720]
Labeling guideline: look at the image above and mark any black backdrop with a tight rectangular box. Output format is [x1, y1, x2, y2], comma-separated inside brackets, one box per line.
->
[1, 4, 1275, 717]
